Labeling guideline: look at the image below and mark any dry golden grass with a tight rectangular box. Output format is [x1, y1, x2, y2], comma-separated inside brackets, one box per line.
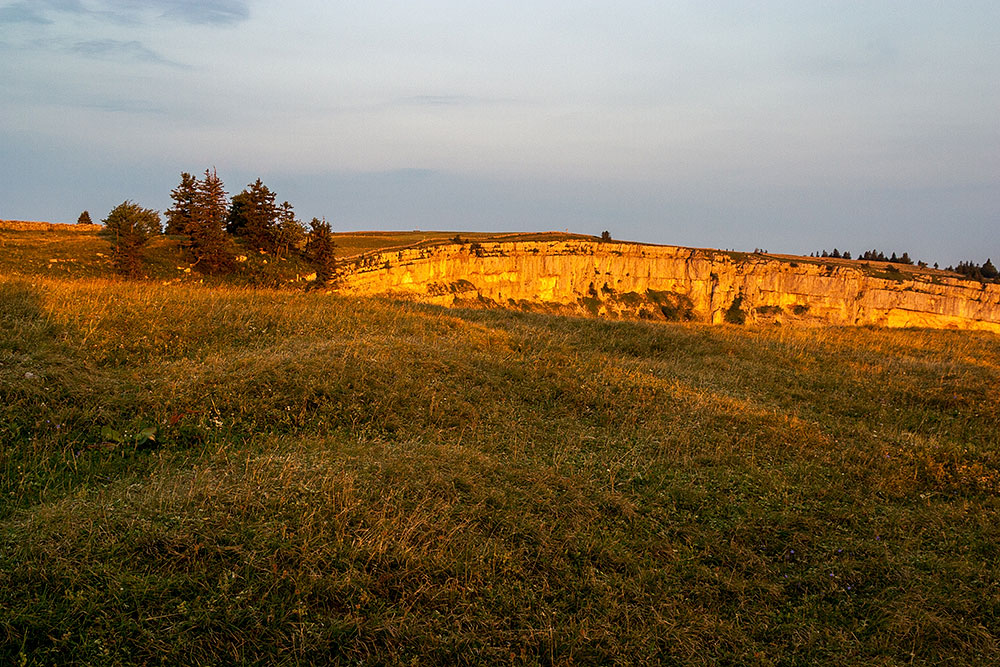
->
[1, 266, 999, 665]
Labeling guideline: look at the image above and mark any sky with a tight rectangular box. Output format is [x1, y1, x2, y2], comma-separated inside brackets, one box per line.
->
[1, 1, 997, 266]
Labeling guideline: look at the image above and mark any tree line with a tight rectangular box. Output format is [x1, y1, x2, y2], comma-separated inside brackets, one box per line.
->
[810, 248, 917, 264]
[948, 259, 998, 282]
[99, 169, 336, 284]
[808, 247, 998, 282]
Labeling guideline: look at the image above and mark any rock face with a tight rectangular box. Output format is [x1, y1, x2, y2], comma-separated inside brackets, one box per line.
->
[334, 241, 1000, 332]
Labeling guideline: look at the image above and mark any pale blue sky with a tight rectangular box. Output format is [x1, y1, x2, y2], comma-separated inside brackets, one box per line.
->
[2, 1, 997, 265]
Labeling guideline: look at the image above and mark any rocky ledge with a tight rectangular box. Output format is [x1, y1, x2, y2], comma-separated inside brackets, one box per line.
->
[332, 240, 1000, 332]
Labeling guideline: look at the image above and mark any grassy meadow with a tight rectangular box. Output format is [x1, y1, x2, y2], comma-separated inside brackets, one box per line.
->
[1, 230, 999, 664]
[0, 227, 586, 288]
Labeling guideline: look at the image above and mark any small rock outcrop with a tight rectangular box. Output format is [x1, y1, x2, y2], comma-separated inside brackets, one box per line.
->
[333, 241, 1000, 332]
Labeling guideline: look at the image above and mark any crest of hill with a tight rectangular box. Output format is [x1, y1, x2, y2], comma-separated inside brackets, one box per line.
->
[0, 220, 978, 287]
[0, 223, 595, 285]
[0, 219, 102, 232]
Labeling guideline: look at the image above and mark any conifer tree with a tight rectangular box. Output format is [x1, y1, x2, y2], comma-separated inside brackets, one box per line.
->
[77, 210, 92, 225]
[306, 217, 336, 284]
[187, 168, 233, 273]
[275, 201, 305, 258]
[227, 179, 279, 252]
[165, 172, 198, 235]
[102, 201, 160, 276]
[982, 258, 998, 280]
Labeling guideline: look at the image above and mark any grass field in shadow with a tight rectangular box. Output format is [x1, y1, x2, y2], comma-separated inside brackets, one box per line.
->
[1, 262, 998, 664]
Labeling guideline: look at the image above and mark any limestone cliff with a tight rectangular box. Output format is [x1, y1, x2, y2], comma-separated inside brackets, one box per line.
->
[333, 240, 1000, 332]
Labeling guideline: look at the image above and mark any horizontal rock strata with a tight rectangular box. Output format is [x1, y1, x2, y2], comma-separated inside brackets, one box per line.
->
[333, 241, 1000, 332]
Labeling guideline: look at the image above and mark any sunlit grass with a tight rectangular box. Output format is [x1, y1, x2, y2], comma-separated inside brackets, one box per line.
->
[0, 227, 588, 287]
[1, 272, 998, 665]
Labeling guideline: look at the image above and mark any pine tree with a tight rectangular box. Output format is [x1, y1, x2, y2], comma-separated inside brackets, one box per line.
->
[982, 258, 998, 280]
[306, 217, 336, 284]
[165, 172, 198, 235]
[102, 201, 160, 276]
[77, 210, 92, 225]
[187, 168, 233, 273]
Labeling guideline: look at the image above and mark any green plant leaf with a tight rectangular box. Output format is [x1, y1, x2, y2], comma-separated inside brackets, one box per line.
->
[135, 426, 159, 449]
[136, 426, 157, 443]
[100, 426, 122, 443]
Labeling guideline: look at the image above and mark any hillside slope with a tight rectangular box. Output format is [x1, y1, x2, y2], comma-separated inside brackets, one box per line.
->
[1, 273, 999, 664]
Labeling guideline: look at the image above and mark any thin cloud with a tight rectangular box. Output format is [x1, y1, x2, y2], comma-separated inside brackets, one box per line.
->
[797, 42, 899, 78]
[155, 0, 249, 25]
[71, 39, 186, 68]
[0, 0, 250, 26]
[0, 2, 52, 24]
[80, 98, 170, 115]
[402, 95, 480, 107]
[380, 168, 437, 179]
[391, 95, 520, 110]
[98, 0, 251, 26]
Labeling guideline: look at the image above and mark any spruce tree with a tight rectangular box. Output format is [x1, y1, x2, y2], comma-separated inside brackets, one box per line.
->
[187, 168, 233, 273]
[102, 201, 160, 276]
[165, 172, 198, 235]
[982, 258, 998, 280]
[306, 217, 336, 284]
[275, 201, 305, 258]
[77, 210, 92, 225]
[227, 179, 279, 252]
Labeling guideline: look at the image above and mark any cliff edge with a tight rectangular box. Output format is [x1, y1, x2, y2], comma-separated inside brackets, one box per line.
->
[333, 240, 1000, 332]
